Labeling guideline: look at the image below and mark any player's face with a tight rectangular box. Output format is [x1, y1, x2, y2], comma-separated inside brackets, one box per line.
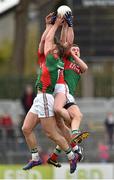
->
[70, 46, 80, 57]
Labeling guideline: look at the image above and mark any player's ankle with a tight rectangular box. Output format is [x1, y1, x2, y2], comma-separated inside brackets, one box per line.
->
[50, 153, 58, 161]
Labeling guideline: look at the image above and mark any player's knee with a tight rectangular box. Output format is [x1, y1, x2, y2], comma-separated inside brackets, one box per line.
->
[71, 111, 83, 122]
[22, 125, 31, 135]
[54, 106, 62, 115]
[77, 112, 83, 121]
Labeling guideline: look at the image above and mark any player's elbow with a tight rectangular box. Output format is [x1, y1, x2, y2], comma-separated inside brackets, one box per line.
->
[81, 65, 88, 73]
[84, 65, 88, 71]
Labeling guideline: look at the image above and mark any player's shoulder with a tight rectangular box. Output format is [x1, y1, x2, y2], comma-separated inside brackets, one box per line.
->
[37, 49, 44, 57]
[46, 52, 59, 60]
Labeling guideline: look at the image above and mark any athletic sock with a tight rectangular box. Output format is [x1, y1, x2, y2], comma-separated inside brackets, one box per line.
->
[71, 129, 80, 140]
[70, 141, 79, 151]
[72, 144, 79, 152]
[72, 129, 80, 135]
[31, 148, 40, 161]
[65, 147, 75, 160]
[50, 146, 62, 161]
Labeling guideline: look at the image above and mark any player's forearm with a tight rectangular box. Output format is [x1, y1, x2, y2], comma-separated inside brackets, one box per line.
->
[72, 54, 88, 72]
[39, 25, 52, 53]
[44, 24, 59, 55]
[45, 24, 58, 43]
[40, 25, 52, 43]
[67, 27, 74, 45]
[60, 24, 68, 44]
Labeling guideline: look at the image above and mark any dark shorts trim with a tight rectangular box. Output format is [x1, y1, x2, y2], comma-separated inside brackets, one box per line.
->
[64, 102, 76, 109]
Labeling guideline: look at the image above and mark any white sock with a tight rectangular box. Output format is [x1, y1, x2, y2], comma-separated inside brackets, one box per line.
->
[66, 150, 75, 160]
[32, 152, 40, 161]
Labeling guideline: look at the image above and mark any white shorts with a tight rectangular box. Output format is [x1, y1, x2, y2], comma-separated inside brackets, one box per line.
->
[53, 83, 69, 96]
[53, 83, 75, 105]
[29, 93, 54, 118]
[66, 93, 76, 104]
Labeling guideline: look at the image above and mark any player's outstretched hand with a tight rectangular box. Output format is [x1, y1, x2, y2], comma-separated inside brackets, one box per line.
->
[64, 11, 73, 27]
[45, 12, 54, 25]
[50, 11, 57, 25]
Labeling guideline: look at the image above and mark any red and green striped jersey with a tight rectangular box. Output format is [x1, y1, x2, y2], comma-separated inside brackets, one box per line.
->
[63, 55, 82, 96]
[35, 51, 64, 94]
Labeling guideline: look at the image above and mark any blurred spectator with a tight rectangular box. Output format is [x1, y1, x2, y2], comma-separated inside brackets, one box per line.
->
[0, 115, 3, 126]
[1, 114, 15, 139]
[104, 112, 114, 148]
[0, 115, 4, 139]
[21, 84, 36, 115]
[2, 114, 13, 127]
[98, 142, 109, 163]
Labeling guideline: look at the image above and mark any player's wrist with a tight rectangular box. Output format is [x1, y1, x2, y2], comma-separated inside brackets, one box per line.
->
[68, 22, 73, 27]
[46, 24, 52, 28]
[50, 12, 57, 25]
[67, 18, 73, 27]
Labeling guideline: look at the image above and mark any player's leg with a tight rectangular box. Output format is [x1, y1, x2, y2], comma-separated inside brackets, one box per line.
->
[54, 84, 71, 125]
[22, 96, 42, 170]
[67, 104, 89, 143]
[54, 93, 71, 124]
[56, 119, 71, 144]
[68, 104, 82, 138]
[40, 116, 77, 173]
[47, 119, 71, 167]
[48, 116, 83, 167]
[39, 93, 77, 173]
[22, 112, 40, 149]
[47, 101, 86, 167]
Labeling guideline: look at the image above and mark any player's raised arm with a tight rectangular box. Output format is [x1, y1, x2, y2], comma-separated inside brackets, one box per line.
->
[38, 12, 55, 54]
[71, 46, 88, 73]
[60, 21, 68, 46]
[44, 16, 64, 56]
[64, 11, 74, 46]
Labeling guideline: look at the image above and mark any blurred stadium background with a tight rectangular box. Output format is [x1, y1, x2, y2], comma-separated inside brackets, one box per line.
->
[0, 0, 114, 179]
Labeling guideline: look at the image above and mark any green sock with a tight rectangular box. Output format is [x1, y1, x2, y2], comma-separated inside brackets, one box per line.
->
[72, 129, 80, 135]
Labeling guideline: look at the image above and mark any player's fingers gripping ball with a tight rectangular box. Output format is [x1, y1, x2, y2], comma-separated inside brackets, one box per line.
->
[50, 11, 57, 25]
[57, 5, 72, 17]
[64, 11, 73, 27]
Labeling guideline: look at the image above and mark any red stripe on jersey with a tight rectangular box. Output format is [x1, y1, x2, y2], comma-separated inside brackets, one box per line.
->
[37, 50, 51, 92]
[40, 63, 51, 92]
[37, 49, 45, 66]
